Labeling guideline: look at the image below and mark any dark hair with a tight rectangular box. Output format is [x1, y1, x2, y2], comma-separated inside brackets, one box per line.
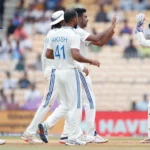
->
[51, 22, 62, 29]
[64, 9, 77, 23]
[74, 8, 86, 17]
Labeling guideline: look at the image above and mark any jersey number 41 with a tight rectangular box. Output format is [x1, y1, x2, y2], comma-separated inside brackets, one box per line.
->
[55, 45, 65, 59]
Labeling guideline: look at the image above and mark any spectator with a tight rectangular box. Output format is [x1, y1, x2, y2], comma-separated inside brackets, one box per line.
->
[123, 39, 139, 58]
[133, 0, 148, 11]
[0, 88, 8, 110]
[13, 24, 32, 51]
[0, 0, 5, 27]
[15, 56, 25, 71]
[131, 101, 137, 111]
[54, 0, 66, 11]
[136, 94, 149, 111]
[19, 34, 32, 51]
[119, 0, 134, 11]
[34, 0, 45, 11]
[43, 7, 52, 20]
[24, 83, 40, 102]
[7, 91, 19, 110]
[45, 0, 59, 10]
[3, 72, 16, 89]
[23, 3, 36, 21]
[107, 5, 125, 22]
[18, 72, 31, 89]
[0, 40, 9, 60]
[23, 18, 34, 35]
[113, 32, 130, 48]
[12, 13, 23, 27]
[31, 54, 42, 71]
[15, 0, 26, 18]
[95, 4, 109, 22]
[35, 16, 50, 35]
[13, 23, 29, 40]
[2, 35, 16, 56]
[72, 0, 84, 8]
[120, 19, 132, 35]
[7, 19, 17, 36]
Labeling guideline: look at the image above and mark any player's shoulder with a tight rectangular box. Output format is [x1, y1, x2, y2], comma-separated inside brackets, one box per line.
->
[69, 28, 80, 39]
[46, 29, 57, 38]
[60, 27, 79, 37]
[75, 26, 88, 34]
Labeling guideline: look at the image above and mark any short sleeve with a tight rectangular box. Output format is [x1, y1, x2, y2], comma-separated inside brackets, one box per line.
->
[47, 36, 53, 50]
[75, 27, 90, 42]
[70, 34, 80, 50]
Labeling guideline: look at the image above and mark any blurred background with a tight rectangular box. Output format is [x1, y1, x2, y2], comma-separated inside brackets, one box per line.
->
[0, 0, 150, 137]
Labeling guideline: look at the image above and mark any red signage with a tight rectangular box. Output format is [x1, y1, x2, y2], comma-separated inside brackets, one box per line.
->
[82, 111, 148, 137]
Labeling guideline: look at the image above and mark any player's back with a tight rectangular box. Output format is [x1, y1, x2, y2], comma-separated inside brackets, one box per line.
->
[50, 27, 80, 69]
[41, 29, 58, 72]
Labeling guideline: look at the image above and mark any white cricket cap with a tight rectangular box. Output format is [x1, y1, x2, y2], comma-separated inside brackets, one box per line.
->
[50, 10, 64, 26]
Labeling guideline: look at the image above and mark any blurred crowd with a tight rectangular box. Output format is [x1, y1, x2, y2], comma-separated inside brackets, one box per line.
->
[0, 0, 150, 111]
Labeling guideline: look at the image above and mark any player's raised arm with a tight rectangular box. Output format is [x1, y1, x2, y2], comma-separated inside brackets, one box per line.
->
[135, 13, 150, 47]
[90, 29, 115, 46]
[74, 8, 116, 46]
[86, 15, 117, 42]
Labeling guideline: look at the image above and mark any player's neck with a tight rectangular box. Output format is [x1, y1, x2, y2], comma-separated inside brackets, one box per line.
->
[65, 23, 74, 28]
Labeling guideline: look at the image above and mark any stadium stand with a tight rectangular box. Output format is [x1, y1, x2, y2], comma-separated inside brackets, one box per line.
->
[0, 0, 150, 111]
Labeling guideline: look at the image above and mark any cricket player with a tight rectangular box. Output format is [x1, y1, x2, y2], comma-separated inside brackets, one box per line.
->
[0, 139, 5, 145]
[21, 10, 65, 144]
[38, 9, 100, 146]
[58, 8, 116, 144]
[21, 10, 90, 144]
[135, 13, 150, 143]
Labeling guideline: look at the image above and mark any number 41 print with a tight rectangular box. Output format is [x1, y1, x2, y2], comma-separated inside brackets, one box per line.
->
[55, 45, 65, 59]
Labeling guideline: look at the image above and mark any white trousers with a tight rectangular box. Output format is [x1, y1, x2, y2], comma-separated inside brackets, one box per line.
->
[61, 72, 96, 137]
[44, 69, 82, 139]
[25, 68, 58, 135]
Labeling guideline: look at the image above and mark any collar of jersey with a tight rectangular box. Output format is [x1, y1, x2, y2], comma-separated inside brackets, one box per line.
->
[62, 26, 74, 29]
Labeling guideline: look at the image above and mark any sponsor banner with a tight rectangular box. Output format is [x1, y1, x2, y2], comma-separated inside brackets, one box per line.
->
[84, 111, 147, 137]
[0, 111, 148, 136]
[0, 111, 64, 134]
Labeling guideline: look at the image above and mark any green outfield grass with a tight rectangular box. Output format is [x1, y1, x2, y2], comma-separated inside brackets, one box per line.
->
[0, 137, 150, 150]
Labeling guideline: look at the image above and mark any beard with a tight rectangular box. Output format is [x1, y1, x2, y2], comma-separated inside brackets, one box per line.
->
[74, 23, 78, 29]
